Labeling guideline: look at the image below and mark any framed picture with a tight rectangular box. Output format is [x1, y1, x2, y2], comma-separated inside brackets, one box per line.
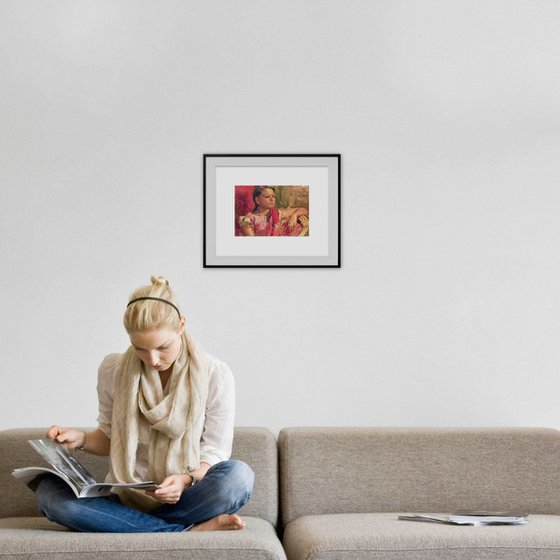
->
[203, 154, 341, 267]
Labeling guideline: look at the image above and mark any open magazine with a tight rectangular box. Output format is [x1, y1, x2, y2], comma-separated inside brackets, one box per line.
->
[398, 512, 528, 526]
[12, 439, 159, 498]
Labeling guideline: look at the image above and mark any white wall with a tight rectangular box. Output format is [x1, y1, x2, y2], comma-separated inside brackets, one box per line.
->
[2, 1, 560, 433]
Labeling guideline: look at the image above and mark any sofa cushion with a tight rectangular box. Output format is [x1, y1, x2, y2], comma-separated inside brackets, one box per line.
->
[283, 513, 560, 560]
[279, 427, 560, 526]
[0, 516, 286, 560]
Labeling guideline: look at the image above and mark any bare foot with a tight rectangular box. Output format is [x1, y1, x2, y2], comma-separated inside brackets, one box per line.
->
[191, 514, 246, 532]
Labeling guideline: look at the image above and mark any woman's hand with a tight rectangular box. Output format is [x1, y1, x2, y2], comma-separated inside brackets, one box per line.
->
[146, 474, 190, 504]
[288, 214, 299, 230]
[47, 425, 86, 450]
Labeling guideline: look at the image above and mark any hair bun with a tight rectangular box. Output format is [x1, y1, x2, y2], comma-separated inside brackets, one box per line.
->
[150, 275, 170, 287]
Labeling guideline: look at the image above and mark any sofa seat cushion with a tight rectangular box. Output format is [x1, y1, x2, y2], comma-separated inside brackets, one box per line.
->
[0, 516, 286, 560]
[283, 513, 560, 560]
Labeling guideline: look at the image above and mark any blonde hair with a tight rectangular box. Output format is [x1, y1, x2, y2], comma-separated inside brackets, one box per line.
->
[123, 276, 181, 333]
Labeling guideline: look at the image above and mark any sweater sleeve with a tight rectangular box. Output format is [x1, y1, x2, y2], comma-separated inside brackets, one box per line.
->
[200, 357, 235, 466]
[96, 353, 120, 439]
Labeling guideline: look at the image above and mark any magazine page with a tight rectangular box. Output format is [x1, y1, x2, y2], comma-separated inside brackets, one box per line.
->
[398, 513, 528, 526]
[13, 439, 160, 499]
[28, 439, 96, 491]
[12, 467, 83, 497]
[12, 467, 160, 498]
[77, 481, 160, 498]
[449, 513, 528, 525]
[398, 515, 450, 524]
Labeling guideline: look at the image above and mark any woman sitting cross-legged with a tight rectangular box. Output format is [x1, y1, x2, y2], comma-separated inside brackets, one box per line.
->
[34, 275, 254, 533]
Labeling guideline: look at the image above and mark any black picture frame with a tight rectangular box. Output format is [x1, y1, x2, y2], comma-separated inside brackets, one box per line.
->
[203, 154, 341, 268]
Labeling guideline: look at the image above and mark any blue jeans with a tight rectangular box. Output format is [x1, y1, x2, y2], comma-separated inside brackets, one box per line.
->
[35, 460, 255, 533]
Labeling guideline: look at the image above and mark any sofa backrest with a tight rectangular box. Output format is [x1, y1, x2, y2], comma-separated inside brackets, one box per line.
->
[0, 426, 278, 527]
[279, 427, 560, 527]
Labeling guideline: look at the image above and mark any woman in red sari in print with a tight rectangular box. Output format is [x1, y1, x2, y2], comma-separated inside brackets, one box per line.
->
[238, 186, 309, 237]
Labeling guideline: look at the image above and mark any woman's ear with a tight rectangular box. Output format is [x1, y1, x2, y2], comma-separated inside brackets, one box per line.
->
[179, 315, 186, 333]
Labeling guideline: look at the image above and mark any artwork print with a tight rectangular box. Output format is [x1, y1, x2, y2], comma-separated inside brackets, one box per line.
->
[234, 185, 310, 237]
[203, 154, 340, 267]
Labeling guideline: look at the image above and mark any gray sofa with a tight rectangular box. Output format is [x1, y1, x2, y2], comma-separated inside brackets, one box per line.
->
[4, 427, 560, 560]
[279, 427, 560, 560]
[0, 427, 286, 560]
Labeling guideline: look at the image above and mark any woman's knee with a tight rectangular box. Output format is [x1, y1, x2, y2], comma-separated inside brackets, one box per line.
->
[35, 475, 80, 523]
[230, 460, 255, 493]
[213, 459, 253, 484]
[36, 475, 63, 509]
[213, 459, 255, 503]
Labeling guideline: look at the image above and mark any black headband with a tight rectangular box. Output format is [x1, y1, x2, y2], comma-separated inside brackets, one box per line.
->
[126, 297, 181, 318]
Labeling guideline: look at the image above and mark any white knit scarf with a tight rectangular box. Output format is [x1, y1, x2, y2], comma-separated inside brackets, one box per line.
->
[109, 332, 209, 511]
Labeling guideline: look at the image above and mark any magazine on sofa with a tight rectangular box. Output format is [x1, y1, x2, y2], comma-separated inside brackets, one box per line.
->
[398, 512, 529, 526]
[12, 439, 159, 498]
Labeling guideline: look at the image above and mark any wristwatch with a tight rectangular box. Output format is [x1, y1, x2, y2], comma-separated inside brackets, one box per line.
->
[190, 475, 199, 486]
